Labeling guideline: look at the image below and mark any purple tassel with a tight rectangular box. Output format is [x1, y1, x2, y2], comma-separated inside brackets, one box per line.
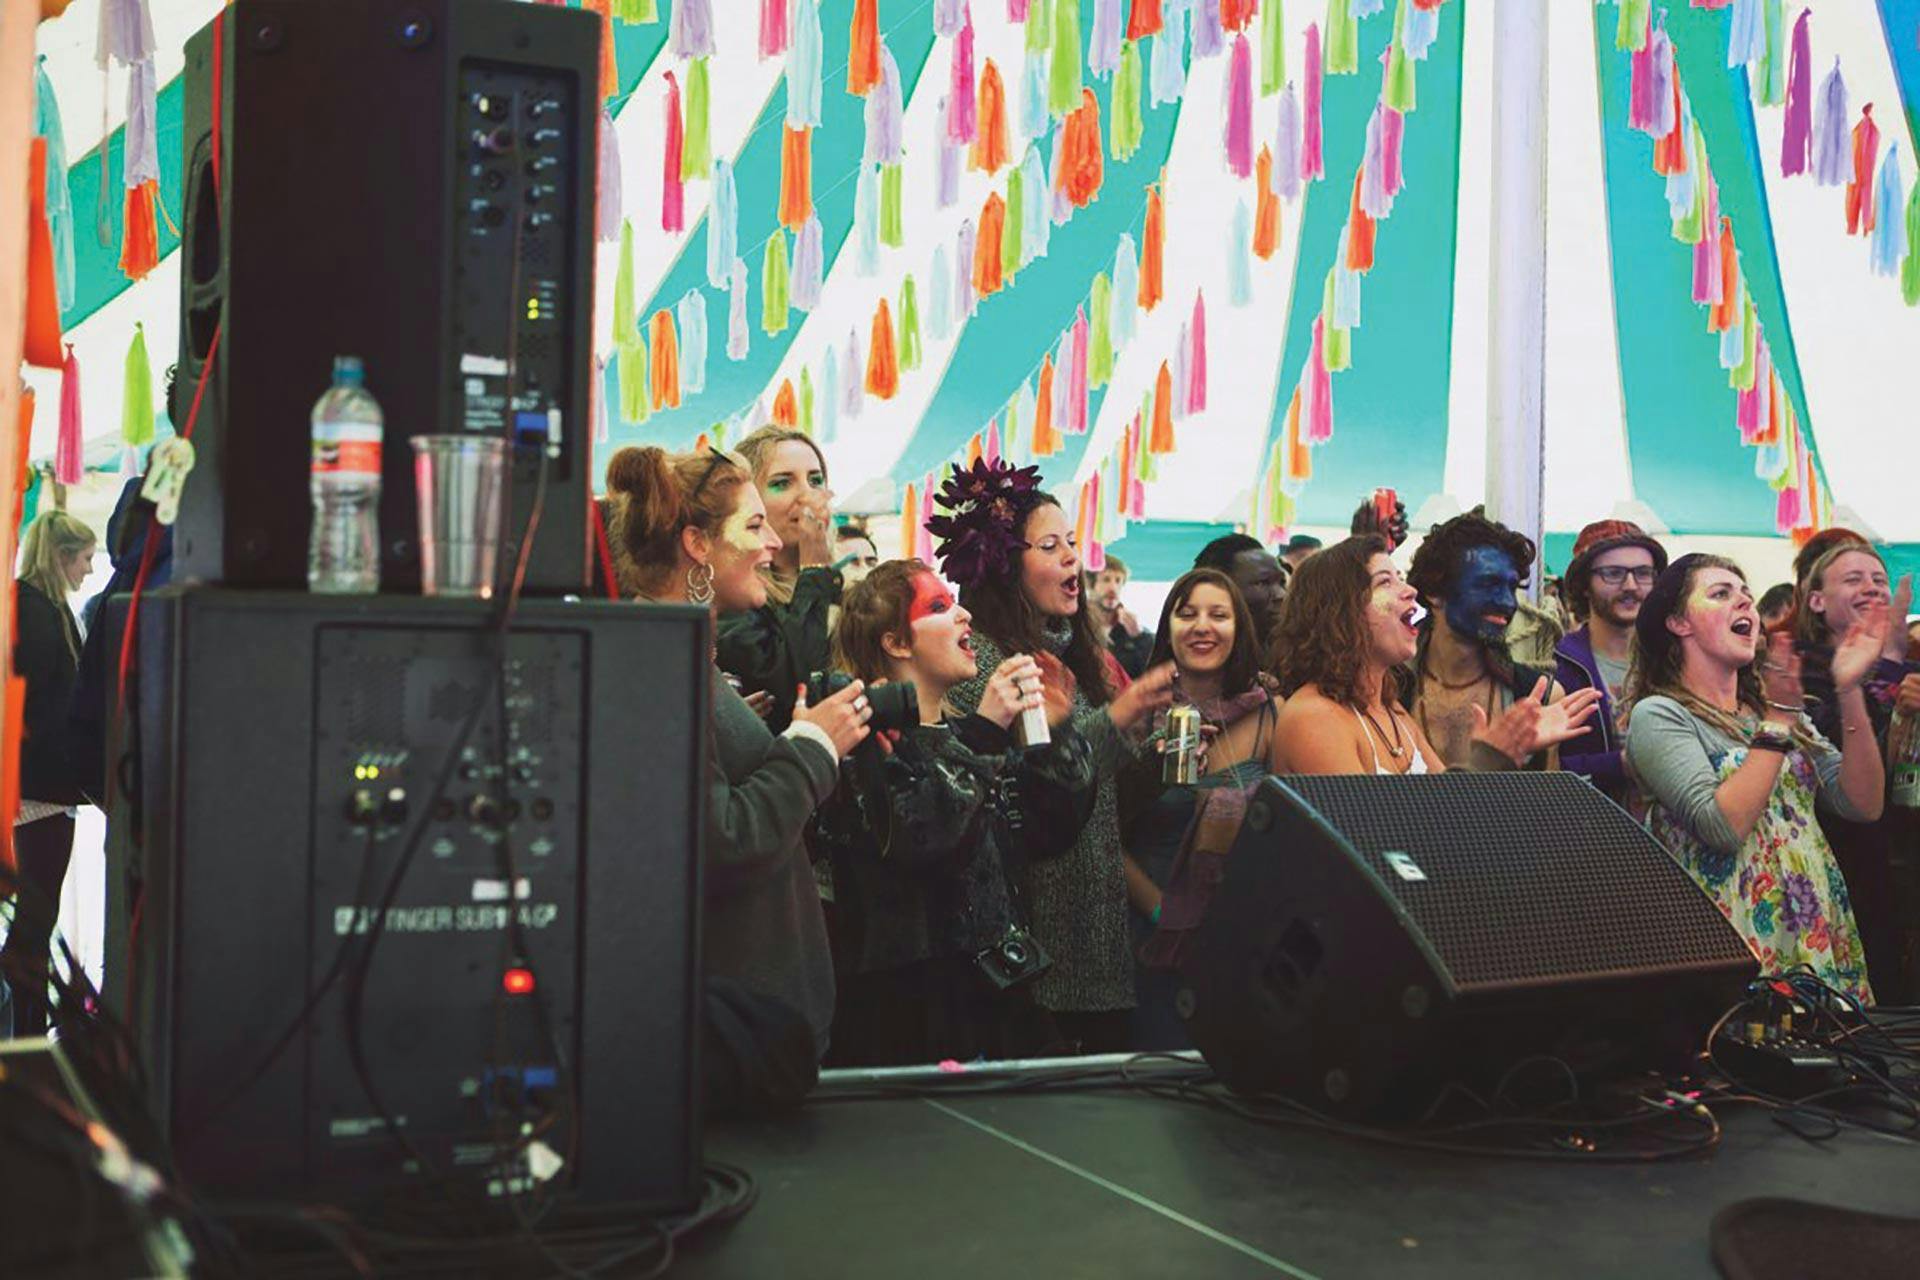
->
[124, 56, 159, 186]
[935, 0, 970, 38]
[597, 108, 622, 243]
[1274, 83, 1302, 200]
[1811, 58, 1849, 187]
[948, 13, 978, 143]
[956, 220, 978, 319]
[1172, 322, 1191, 423]
[937, 105, 963, 207]
[1649, 25, 1675, 139]
[96, 0, 156, 67]
[1360, 108, 1389, 217]
[843, 331, 866, 419]
[867, 48, 905, 162]
[671, 0, 716, 58]
[1225, 35, 1254, 178]
[1192, 0, 1225, 59]
[1781, 10, 1813, 178]
[792, 216, 825, 309]
[1091, 0, 1123, 78]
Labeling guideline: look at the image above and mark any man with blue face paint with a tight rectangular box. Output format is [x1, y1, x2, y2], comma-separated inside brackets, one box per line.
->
[1404, 509, 1566, 770]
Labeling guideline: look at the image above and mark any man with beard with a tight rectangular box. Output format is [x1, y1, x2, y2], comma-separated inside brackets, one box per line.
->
[1406, 509, 1565, 770]
[1194, 534, 1289, 657]
[1085, 556, 1155, 678]
[1553, 520, 1668, 804]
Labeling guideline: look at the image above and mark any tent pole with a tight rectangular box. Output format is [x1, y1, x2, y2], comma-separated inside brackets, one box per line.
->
[1484, 0, 1549, 595]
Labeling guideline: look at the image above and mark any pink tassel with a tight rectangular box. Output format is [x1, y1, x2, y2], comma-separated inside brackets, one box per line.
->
[986, 421, 1002, 464]
[56, 344, 84, 486]
[1629, 11, 1658, 133]
[1648, 24, 1675, 138]
[1187, 291, 1208, 414]
[1302, 25, 1325, 183]
[1225, 33, 1254, 178]
[948, 13, 978, 144]
[1781, 8, 1813, 177]
[1306, 317, 1332, 442]
[1692, 177, 1720, 302]
[1069, 307, 1090, 434]
[663, 73, 686, 233]
[1381, 106, 1405, 197]
[760, 0, 790, 57]
[917, 475, 938, 562]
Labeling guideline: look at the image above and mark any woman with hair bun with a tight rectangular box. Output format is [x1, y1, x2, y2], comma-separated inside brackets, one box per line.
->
[604, 444, 870, 1083]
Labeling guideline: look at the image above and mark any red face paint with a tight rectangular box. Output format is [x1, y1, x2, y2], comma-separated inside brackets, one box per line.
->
[908, 572, 954, 625]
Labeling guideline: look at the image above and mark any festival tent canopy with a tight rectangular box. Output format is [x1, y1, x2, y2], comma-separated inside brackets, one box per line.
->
[25, 1, 1920, 582]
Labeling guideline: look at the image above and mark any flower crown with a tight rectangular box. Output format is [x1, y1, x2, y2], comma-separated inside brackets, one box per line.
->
[926, 457, 1048, 590]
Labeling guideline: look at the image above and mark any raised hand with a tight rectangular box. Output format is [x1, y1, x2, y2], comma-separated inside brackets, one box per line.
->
[1885, 575, 1913, 661]
[1470, 677, 1596, 763]
[1831, 608, 1889, 695]
[791, 679, 871, 757]
[1897, 673, 1920, 717]
[978, 656, 1046, 730]
[788, 489, 835, 567]
[1110, 662, 1177, 735]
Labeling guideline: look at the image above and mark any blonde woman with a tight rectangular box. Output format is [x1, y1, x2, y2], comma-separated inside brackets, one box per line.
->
[4, 509, 95, 1034]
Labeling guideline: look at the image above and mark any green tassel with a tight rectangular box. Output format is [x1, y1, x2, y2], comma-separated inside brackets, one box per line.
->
[799, 367, 815, 436]
[1089, 272, 1114, 389]
[1026, 0, 1052, 55]
[123, 323, 154, 447]
[618, 336, 651, 422]
[613, 219, 637, 348]
[763, 233, 791, 335]
[1004, 166, 1025, 278]
[1049, 0, 1083, 117]
[1732, 298, 1757, 391]
[1758, 0, 1788, 107]
[682, 57, 712, 181]
[713, 419, 730, 449]
[1323, 275, 1351, 370]
[1384, 0, 1416, 112]
[880, 163, 904, 248]
[1112, 40, 1144, 160]
[899, 275, 922, 372]
[1260, 0, 1287, 97]
[1325, 0, 1358, 75]
[613, 0, 658, 22]
[1901, 182, 1920, 307]
[1616, 0, 1648, 52]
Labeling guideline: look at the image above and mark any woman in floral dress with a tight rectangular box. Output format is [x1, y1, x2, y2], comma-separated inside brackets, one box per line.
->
[1624, 555, 1888, 1001]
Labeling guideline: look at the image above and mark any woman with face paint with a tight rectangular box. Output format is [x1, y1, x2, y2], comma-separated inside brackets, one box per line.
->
[1121, 569, 1282, 1050]
[814, 560, 1096, 1065]
[1790, 545, 1920, 1002]
[1269, 537, 1600, 777]
[715, 426, 841, 733]
[1625, 555, 1888, 1002]
[929, 460, 1176, 1053]
[605, 444, 874, 1081]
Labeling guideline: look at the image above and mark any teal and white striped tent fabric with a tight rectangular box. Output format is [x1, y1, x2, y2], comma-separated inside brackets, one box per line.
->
[26, 1, 1920, 588]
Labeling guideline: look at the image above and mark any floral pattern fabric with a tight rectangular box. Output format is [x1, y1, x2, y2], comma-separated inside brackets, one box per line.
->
[1649, 744, 1873, 1004]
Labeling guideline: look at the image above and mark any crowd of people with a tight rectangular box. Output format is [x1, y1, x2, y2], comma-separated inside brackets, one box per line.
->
[595, 432, 1920, 1097]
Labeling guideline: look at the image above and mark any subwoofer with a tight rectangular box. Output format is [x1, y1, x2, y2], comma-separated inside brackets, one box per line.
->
[1180, 773, 1757, 1119]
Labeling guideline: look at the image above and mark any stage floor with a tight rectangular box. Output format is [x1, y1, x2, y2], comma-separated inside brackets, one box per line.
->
[676, 1088, 1920, 1278]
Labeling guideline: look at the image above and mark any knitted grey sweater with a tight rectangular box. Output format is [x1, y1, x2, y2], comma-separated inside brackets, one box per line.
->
[947, 631, 1137, 1014]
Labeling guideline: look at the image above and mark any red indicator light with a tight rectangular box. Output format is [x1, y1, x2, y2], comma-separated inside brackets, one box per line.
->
[503, 967, 536, 996]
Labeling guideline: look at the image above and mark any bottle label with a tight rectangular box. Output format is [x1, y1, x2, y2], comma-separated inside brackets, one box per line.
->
[313, 420, 383, 481]
[1894, 764, 1920, 810]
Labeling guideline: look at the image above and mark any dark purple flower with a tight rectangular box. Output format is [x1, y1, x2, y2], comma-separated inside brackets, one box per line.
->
[927, 457, 1049, 589]
[1779, 872, 1821, 935]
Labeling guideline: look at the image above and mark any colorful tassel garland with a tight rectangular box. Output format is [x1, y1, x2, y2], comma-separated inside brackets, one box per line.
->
[1021, 44, 1051, 142]
[1193, 0, 1226, 59]
[1021, 147, 1052, 261]
[975, 194, 1008, 296]
[843, 331, 867, 418]
[1254, 147, 1281, 257]
[1404, 0, 1438, 59]
[1223, 0, 1257, 32]
[856, 163, 882, 273]
[1757, 0, 1787, 107]
[761, 0, 791, 57]
[788, 0, 824, 126]
[56, 345, 83, 486]
[929, 245, 953, 341]
[1780, 8, 1811, 177]
[1113, 38, 1145, 159]
[936, 0, 969, 38]
[708, 162, 738, 287]
[1617, 0, 1649, 53]
[1306, 317, 1332, 442]
[792, 216, 825, 310]
[773, 379, 798, 427]
[1113, 234, 1140, 346]
[123, 323, 154, 447]
[1033, 357, 1059, 456]
[683, 58, 713, 180]
[672, 0, 716, 57]
[1846, 107, 1880, 235]
[1325, 0, 1358, 74]
[1261, 0, 1288, 95]
[1129, 0, 1165, 40]
[900, 276, 923, 370]
[780, 127, 814, 228]
[938, 121, 963, 207]
[1068, 309, 1090, 433]
[1811, 59, 1849, 188]
[900, 484, 918, 556]
[867, 48, 906, 162]
[1230, 201, 1255, 302]
[1139, 185, 1165, 309]
[949, 15, 978, 143]
[597, 109, 622, 243]
[679, 291, 708, 393]
[1225, 34, 1255, 178]
[1093, 0, 1124, 77]
[1049, 0, 1084, 118]
[1027, 0, 1053, 52]
[799, 368, 816, 435]
[1089, 272, 1115, 385]
[1903, 181, 1920, 307]
[1149, 363, 1175, 453]
[819, 345, 839, 441]
[30, 61, 74, 312]
[662, 73, 686, 233]
[1187, 291, 1208, 413]
[650, 310, 681, 409]
[119, 182, 159, 281]
[881, 163, 905, 248]
[848, 0, 882, 96]
[1302, 25, 1325, 182]
[1151, 0, 1189, 104]
[1869, 147, 1906, 277]
[1004, 164, 1028, 278]
[763, 234, 791, 334]
[1274, 83, 1303, 200]
[728, 257, 750, 360]
[957, 221, 979, 317]
[972, 58, 1010, 171]
[593, 355, 610, 445]
[618, 336, 651, 423]
[1346, 172, 1375, 271]
[1384, 0, 1416, 113]
[1058, 90, 1106, 208]
[613, 219, 638, 347]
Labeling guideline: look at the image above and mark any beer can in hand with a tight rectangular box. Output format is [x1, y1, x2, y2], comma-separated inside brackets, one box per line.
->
[1163, 705, 1202, 785]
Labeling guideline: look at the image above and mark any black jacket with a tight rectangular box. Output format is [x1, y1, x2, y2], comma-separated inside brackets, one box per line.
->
[813, 714, 1096, 977]
[16, 580, 84, 806]
[716, 567, 842, 732]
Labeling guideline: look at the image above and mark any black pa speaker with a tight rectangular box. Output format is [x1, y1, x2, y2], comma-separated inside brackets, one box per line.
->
[176, 0, 597, 593]
[1181, 773, 1758, 1119]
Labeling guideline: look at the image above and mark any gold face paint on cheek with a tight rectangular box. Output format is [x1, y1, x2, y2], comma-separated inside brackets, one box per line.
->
[719, 507, 762, 556]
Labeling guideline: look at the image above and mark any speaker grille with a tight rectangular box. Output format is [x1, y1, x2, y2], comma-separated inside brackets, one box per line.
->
[1269, 773, 1754, 992]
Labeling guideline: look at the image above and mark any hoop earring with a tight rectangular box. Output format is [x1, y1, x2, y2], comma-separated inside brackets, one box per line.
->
[686, 562, 716, 606]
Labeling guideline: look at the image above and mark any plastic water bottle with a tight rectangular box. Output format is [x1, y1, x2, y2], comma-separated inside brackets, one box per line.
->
[309, 356, 383, 593]
[1890, 710, 1920, 810]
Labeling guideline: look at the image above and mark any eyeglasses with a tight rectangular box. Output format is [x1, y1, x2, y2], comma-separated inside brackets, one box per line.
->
[1592, 565, 1659, 586]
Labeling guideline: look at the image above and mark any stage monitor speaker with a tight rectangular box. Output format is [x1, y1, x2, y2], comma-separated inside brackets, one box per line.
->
[176, 0, 597, 593]
[110, 588, 708, 1210]
[1181, 773, 1758, 1120]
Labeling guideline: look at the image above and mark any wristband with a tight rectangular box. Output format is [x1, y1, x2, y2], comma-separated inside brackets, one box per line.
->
[1746, 738, 1791, 755]
[1765, 701, 1804, 714]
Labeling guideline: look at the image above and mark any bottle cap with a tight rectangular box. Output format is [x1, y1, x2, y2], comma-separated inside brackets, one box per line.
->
[333, 356, 366, 386]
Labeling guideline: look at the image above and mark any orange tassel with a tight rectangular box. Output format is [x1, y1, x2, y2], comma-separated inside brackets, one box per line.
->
[900, 483, 918, 564]
[975, 193, 1007, 297]
[650, 310, 681, 409]
[972, 58, 1009, 173]
[866, 298, 899, 399]
[1345, 173, 1375, 273]
[780, 126, 813, 228]
[1760, 375, 1782, 446]
[24, 141, 61, 369]
[1139, 183, 1165, 310]
[120, 179, 160, 282]
[1653, 75, 1687, 175]
[1285, 388, 1310, 481]
[848, 0, 882, 96]
[589, 0, 618, 102]
[1253, 146, 1280, 260]
[1033, 357, 1058, 457]
[1057, 89, 1105, 208]
[1709, 219, 1738, 332]
[773, 378, 799, 426]
[967, 434, 984, 466]
[1149, 362, 1175, 453]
